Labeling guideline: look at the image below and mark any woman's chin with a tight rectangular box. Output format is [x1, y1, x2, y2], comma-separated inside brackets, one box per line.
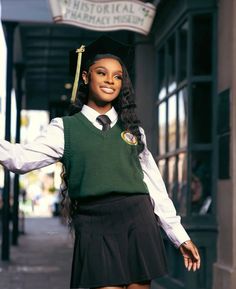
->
[96, 96, 118, 105]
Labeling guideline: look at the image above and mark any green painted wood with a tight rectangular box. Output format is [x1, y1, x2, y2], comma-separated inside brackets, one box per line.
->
[153, 1, 217, 288]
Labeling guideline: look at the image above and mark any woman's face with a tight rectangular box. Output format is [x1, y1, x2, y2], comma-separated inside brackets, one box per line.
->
[82, 58, 123, 107]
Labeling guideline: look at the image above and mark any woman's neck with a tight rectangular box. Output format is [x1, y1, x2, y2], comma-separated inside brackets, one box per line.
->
[87, 100, 112, 114]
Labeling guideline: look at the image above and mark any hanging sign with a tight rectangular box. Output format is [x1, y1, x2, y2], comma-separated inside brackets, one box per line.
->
[49, 0, 156, 35]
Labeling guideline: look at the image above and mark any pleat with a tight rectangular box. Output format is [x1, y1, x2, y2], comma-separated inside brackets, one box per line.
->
[70, 194, 168, 288]
[128, 226, 168, 280]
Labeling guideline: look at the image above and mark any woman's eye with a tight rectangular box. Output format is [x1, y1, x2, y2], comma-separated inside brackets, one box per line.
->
[114, 75, 123, 80]
[97, 71, 105, 76]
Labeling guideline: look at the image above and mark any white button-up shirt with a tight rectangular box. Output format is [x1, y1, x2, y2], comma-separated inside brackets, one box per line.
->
[0, 105, 190, 247]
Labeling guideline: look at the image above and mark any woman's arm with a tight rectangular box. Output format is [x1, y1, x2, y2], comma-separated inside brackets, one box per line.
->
[138, 127, 189, 247]
[0, 118, 64, 174]
[138, 127, 200, 271]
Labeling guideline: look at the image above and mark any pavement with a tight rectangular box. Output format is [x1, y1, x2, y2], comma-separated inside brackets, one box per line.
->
[0, 217, 74, 289]
[0, 217, 164, 289]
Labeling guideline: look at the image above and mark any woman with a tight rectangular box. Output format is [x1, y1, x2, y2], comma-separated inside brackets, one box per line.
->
[0, 36, 200, 289]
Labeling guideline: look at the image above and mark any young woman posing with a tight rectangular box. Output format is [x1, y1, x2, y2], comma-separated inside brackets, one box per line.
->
[0, 36, 200, 289]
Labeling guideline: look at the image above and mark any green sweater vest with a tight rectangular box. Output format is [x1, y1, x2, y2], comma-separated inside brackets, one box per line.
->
[61, 112, 148, 199]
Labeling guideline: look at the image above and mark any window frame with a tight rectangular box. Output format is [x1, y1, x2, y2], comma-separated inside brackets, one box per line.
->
[155, 11, 217, 220]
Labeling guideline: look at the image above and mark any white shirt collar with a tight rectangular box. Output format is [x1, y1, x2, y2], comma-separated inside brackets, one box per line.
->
[81, 105, 118, 128]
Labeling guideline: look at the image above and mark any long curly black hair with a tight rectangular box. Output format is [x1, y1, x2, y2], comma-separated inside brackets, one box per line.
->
[60, 54, 144, 228]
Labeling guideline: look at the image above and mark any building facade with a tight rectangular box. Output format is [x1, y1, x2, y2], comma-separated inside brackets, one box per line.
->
[1, 0, 236, 288]
[135, 1, 234, 289]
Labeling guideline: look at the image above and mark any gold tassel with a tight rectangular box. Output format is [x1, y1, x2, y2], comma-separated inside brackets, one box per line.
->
[71, 45, 86, 103]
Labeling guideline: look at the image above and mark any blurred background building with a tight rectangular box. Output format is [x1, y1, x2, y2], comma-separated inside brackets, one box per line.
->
[0, 0, 235, 289]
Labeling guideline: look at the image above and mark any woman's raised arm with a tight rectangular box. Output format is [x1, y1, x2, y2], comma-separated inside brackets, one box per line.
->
[0, 118, 64, 174]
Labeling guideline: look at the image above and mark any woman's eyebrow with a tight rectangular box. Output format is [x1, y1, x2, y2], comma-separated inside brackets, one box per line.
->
[94, 66, 123, 73]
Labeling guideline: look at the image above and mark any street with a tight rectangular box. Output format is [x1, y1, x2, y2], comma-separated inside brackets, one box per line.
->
[0, 217, 73, 289]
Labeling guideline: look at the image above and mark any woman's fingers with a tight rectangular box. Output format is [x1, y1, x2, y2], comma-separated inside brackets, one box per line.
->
[192, 245, 200, 260]
[196, 255, 201, 269]
[184, 256, 188, 269]
[180, 240, 201, 272]
[191, 243, 201, 270]
[188, 258, 193, 271]
[192, 261, 197, 272]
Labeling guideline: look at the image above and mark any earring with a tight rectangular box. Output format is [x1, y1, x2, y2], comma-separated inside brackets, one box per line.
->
[84, 80, 88, 85]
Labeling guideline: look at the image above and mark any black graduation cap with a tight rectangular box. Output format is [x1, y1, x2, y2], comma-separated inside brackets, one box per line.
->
[69, 35, 133, 103]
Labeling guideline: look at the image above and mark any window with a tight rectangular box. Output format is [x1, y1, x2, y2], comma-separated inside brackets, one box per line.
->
[192, 14, 212, 75]
[156, 13, 215, 217]
[218, 89, 230, 179]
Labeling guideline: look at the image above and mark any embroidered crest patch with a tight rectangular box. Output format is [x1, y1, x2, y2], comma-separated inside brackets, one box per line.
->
[121, 131, 138, 145]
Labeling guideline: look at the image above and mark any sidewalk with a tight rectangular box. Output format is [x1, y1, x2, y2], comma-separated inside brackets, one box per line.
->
[0, 217, 74, 289]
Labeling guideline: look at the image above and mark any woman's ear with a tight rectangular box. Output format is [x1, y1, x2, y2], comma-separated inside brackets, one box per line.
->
[82, 71, 89, 85]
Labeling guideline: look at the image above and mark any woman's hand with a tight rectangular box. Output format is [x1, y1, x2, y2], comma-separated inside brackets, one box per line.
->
[179, 240, 201, 272]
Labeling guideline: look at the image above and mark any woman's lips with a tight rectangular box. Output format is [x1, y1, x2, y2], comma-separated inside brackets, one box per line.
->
[100, 86, 115, 94]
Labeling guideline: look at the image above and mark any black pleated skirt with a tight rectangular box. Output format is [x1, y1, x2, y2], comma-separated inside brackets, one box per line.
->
[70, 193, 168, 289]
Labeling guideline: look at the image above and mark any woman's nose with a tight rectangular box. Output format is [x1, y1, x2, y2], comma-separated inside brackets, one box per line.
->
[104, 74, 114, 84]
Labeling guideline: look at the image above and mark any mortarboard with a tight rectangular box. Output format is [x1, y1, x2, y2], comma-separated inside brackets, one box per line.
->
[69, 35, 133, 103]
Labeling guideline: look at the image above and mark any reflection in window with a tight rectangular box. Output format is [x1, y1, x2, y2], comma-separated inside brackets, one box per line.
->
[167, 35, 177, 93]
[158, 102, 166, 155]
[179, 88, 187, 148]
[177, 153, 187, 216]
[156, 12, 215, 220]
[168, 95, 176, 151]
[158, 87, 167, 101]
[158, 47, 166, 100]
[168, 156, 176, 199]
[192, 83, 212, 143]
[192, 14, 212, 75]
[179, 21, 188, 82]
[191, 152, 211, 215]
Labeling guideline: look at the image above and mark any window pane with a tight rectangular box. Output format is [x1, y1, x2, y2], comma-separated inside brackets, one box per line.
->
[167, 35, 177, 93]
[168, 156, 177, 200]
[192, 14, 212, 75]
[219, 134, 230, 179]
[191, 152, 211, 215]
[177, 153, 187, 216]
[168, 95, 177, 152]
[191, 83, 212, 143]
[158, 102, 167, 155]
[217, 89, 230, 134]
[179, 21, 188, 82]
[179, 88, 188, 148]
[158, 47, 167, 100]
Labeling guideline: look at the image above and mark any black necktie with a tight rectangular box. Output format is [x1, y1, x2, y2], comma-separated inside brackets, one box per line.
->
[96, 115, 111, 131]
